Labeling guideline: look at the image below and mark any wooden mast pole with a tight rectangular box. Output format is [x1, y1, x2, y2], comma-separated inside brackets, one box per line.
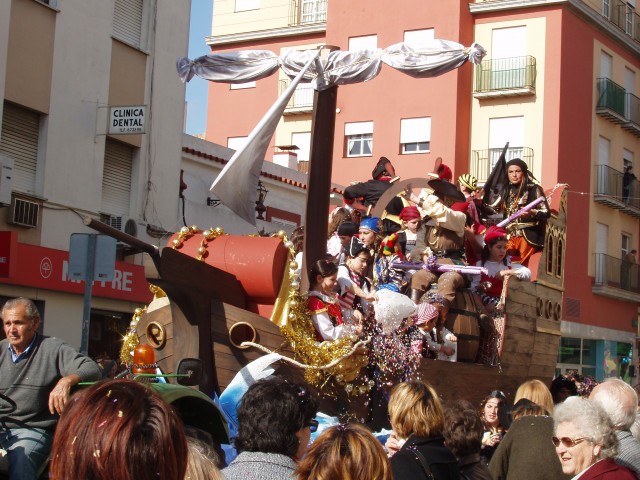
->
[300, 48, 339, 292]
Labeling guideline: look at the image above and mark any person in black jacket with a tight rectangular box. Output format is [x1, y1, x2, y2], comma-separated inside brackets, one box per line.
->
[343, 156, 404, 235]
[386, 381, 460, 480]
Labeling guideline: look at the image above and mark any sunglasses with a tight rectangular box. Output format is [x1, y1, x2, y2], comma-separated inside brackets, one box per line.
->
[307, 419, 319, 433]
[552, 436, 587, 448]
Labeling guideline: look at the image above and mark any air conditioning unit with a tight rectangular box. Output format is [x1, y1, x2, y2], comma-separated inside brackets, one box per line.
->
[9, 197, 40, 228]
[100, 213, 123, 231]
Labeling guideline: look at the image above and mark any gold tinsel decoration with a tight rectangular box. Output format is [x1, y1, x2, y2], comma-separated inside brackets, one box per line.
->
[119, 306, 145, 366]
[276, 231, 369, 394]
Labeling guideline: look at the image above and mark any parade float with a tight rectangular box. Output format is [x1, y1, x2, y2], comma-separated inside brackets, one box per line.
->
[86, 40, 567, 419]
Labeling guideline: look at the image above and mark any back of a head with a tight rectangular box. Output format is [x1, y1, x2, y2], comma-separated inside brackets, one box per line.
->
[443, 400, 484, 458]
[296, 423, 392, 480]
[388, 381, 444, 439]
[590, 378, 638, 430]
[234, 377, 319, 457]
[49, 379, 188, 480]
[186, 438, 224, 480]
[514, 379, 554, 415]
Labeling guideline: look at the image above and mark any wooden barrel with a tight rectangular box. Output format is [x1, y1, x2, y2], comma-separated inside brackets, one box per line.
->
[445, 290, 480, 362]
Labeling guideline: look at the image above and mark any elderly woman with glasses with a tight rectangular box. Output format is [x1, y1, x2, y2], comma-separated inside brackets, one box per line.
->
[553, 396, 635, 479]
[223, 377, 319, 480]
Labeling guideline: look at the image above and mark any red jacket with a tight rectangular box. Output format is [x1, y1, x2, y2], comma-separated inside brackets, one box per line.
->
[579, 458, 636, 480]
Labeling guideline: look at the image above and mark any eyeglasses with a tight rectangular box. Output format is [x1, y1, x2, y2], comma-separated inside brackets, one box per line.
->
[552, 437, 587, 448]
[306, 419, 319, 433]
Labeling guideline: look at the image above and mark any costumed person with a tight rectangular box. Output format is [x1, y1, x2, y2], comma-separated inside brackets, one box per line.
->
[407, 300, 456, 360]
[436, 161, 453, 182]
[306, 259, 363, 342]
[337, 237, 377, 320]
[450, 200, 485, 267]
[397, 205, 423, 260]
[358, 216, 384, 280]
[499, 158, 550, 267]
[471, 226, 531, 314]
[343, 157, 404, 235]
[403, 178, 468, 312]
[326, 207, 352, 261]
[375, 232, 407, 293]
[328, 220, 358, 265]
[458, 173, 478, 200]
[623, 165, 636, 204]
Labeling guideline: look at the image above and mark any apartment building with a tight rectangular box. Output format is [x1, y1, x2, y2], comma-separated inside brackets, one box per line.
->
[0, 0, 190, 359]
[206, 0, 640, 383]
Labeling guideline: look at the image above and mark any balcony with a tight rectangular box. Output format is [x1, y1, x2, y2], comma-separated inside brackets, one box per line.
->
[623, 92, 640, 137]
[279, 79, 314, 114]
[594, 164, 640, 217]
[289, 0, 327, 26]
[471, 146, 534, 184]
[593, 253, 640, 302]
[596, 78, 627, 124]
[473, 55, 536, 99]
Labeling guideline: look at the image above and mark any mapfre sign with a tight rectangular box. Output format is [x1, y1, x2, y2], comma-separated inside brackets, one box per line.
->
[109, 106, 146, 134]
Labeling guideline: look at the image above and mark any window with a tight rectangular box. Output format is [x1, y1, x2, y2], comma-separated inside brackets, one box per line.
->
[345, 122, 373, 157]
[0, 103, 41, 195]
[556, 239, 563, 277]
[227, 137, 248, 151]
[236, 0, 260, 12]
[291, 132, 311, 162]
[602, 0, 611, 19]
[623, 148, 634, 170]
[400, 117, 431, 154]
[546, 232, 555, 275]
[301, 0, 327, 24]
[488, 116, 524, 169]
[101, 139, 133, 219]
[113, 0, 145, 49]
[491, 27, 527, 89]
[348, 35, 377, 51]
[556, 337, 597, 378]
[597, 136, 610, 194]
[404, 29, 435, 46]
[230, 82, 256, 90]
[622, 233, 632, 257]
[600, 51, 613, 79]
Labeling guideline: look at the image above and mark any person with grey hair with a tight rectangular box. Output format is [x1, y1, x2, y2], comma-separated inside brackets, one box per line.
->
[589, 378, 640, 477]
[0, 297, 101, 480]
[553, 396, 635, 479]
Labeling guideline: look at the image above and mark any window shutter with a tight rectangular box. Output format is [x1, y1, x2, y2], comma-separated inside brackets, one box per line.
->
[0, 103, 40, 195]
[101, 139, 133, 217]
[113, 0, 143, 48]
[345, 121, 374, 136]
[400, 117, 431, 143]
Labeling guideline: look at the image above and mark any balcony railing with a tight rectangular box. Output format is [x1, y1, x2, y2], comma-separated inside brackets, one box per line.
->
[471, 146, 534, 184]
[596, 77, 627, 123]
[279, 79, 314, 112]
[594, 164, 640, 216]
[474, 55, 536, 96]
[594, 253, 640, 293]
[289, 0, 327, 26]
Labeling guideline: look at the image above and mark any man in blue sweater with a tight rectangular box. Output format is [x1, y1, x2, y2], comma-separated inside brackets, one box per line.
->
[0, 297, 102, 480]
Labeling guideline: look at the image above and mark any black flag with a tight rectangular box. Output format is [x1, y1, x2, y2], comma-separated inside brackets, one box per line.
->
[483, 142, 509, 207]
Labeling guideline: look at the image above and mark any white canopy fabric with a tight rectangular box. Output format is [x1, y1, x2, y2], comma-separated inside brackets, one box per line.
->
[177, 40, 486, 91]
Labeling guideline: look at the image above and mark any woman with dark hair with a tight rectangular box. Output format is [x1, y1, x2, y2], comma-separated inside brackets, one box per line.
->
[223, 377, 319, 480]
[307, 259, 363, 341]
[296, 423, 392, 480]
[479, 390, 507, 465]
[387, 381, 460, 479]
[550, 375, 579, 404]
[48, 379, 188, 480]
[498, 158, 550, 267]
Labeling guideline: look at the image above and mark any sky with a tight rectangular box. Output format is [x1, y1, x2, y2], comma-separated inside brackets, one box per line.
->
[185, 0, 213, 136]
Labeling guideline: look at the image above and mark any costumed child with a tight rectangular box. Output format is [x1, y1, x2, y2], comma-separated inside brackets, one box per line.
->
[397, 206, 423, 261]
[337, 237, 377, 320]
[358, 216, 384, 281]
[471, 226, 531, 314]
[306, 259, 363, 342]
[406, 301, 456, 361]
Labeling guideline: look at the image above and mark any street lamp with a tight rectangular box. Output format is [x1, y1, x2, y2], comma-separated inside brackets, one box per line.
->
[255, 180, 268, 220]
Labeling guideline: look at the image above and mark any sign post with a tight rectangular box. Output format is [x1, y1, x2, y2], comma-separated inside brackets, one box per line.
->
[69, 234, 116, 354]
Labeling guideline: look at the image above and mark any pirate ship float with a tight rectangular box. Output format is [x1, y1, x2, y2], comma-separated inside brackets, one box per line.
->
[87, 40, 567, 409]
